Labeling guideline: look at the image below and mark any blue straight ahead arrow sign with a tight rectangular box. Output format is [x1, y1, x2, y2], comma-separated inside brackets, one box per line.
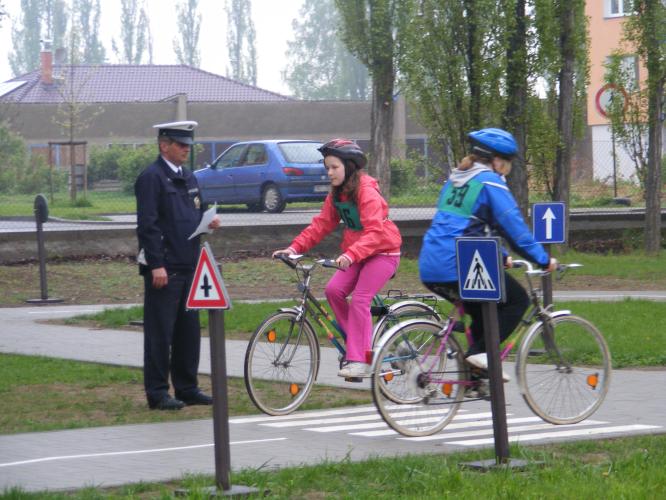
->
[532, 202, 566, 244]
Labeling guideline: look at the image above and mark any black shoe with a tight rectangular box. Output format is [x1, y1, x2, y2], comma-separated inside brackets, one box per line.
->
[148, 395, 185, 411]
[178, 391, 213, 406]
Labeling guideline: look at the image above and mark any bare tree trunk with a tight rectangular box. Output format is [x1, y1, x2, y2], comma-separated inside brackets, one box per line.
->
[464, 0, 481, 129]
[554, 1, 575, 241]
[369, 57, 394, 198]
[503, 0, 529, 216]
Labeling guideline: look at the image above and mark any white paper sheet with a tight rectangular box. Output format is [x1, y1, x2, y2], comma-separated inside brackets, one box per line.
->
[188, 204, 218, 240]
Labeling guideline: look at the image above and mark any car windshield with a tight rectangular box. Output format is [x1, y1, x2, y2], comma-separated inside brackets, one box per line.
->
[278, 142, 323, 163]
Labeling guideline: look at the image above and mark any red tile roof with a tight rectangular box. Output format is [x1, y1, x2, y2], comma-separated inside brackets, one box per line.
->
[1, 64, 292, 103]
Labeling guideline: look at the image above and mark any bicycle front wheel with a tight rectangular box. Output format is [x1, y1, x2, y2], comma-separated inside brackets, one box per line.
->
[517, 314, 611, 425]
[244, 310, 319, 416]
[371, 319, 468, 437]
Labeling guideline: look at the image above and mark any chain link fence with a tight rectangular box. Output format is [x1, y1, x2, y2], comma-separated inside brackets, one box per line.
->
[1, 139, 664, 232]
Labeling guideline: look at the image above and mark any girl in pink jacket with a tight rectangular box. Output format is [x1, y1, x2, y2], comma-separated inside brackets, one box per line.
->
[273, 139, 402, 378]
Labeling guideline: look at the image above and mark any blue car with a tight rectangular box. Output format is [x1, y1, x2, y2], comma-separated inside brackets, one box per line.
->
[194, 140, 329, 213]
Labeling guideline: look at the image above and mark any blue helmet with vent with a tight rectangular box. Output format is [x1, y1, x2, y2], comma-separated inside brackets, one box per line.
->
[468, 128, 518, 160]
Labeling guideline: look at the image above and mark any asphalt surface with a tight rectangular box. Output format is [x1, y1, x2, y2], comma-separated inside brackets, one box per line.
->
[0, 296, 664, 493]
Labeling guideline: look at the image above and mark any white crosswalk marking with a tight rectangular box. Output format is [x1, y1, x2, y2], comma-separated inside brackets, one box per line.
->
[447, 424, 661, 446]
[236, 405, 662, 447]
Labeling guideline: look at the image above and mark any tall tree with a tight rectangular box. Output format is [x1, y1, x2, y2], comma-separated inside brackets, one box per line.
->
[336, 0, 400, 196]
[396, 0, 506, 164]
[9, 0, 46, 75]
[74, 0, 105, 64]
[226, 0, 257, 85]
[284, 0, 369, 100]
[625, 0, 665, 254]
[0, 2, 6, 28]
[173, 0, 201, 67]
[112, 0, 152, 64]
[502, 0, 529, 215]
[44, 0, 68, 55]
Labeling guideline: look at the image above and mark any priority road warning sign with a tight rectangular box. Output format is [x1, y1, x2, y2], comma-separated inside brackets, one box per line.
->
[186, 242, 232, 310]
[456, 237, 505, 302]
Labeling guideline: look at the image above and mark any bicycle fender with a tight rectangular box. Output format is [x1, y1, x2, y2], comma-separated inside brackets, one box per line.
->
[387, 300, 440, 317]
[370, 318, 444, 372]
[516, 309, 572, 385]
[371, 300, 442, 344]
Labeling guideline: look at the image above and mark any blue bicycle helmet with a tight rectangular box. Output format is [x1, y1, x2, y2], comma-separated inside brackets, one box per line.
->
[468, 128, 518, 160]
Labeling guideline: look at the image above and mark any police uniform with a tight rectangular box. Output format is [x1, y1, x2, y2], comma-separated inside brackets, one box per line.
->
[135, 120, 212, 410]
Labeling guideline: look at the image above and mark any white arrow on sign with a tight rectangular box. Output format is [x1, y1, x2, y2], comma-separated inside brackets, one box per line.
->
[542, 207, 556, 240]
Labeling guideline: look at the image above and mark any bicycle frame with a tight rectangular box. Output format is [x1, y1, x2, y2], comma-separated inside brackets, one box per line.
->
[375, 260, 576, 392]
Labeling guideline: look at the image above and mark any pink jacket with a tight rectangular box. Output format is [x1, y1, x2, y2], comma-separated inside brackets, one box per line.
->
[289, 175, 402, 263]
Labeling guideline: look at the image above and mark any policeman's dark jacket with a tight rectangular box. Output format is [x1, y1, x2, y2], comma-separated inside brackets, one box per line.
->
[135, 156, 204, 275]
[419, 162, 549, 284]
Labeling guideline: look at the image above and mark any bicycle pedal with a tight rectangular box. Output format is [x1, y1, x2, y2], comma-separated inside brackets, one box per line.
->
[344, 377, 364, 383]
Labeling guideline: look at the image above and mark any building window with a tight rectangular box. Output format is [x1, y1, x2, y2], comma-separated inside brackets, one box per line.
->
[606, 55, 639, 90]
[605, 0, 629, 16]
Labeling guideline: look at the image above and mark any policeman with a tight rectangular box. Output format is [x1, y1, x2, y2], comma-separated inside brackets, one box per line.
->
[135, 120, 221, 410]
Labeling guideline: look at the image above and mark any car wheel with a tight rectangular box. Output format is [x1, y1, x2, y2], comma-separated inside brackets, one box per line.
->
[262, 185, 286, 213]
[246, 202, 262, 212]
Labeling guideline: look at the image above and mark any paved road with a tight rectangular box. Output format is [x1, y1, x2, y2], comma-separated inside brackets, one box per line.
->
[0, 299, 664, 493]
[2, 206, 662, 233]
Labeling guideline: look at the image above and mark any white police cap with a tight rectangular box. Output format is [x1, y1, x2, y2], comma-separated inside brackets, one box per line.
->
[153, 120, 198, 145]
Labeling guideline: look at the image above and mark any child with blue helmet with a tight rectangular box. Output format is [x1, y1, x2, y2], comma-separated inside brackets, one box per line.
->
[418, 128, 557, 381]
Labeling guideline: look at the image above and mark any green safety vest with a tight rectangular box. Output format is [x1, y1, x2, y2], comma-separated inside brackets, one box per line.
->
[333, 199, 363, 231]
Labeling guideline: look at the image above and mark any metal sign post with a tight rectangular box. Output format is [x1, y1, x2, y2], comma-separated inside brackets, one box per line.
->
[183, 243, 257, 496]
[26, 194, 63, 304]
[456, 238, 526, 470]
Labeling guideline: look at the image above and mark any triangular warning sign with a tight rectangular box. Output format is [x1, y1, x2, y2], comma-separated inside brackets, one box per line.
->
[186, 244, 231, 309]
[463, 250, 496, 291]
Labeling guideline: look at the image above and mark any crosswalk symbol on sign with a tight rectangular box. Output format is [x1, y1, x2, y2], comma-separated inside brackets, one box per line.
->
[186, 243, 231, 310]
[463, 250, 496, 291]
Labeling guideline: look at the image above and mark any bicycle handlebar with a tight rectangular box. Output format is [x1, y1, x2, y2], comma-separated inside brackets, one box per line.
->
[512, 259, 582, 278]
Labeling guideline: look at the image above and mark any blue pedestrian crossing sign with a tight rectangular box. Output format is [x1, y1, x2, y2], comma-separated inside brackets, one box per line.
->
[456, 237, 505, 302]
[532, 202, 566, 244]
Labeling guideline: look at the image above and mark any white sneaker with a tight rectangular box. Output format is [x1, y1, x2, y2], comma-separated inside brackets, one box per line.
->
[338, 361, 370, 378]
[465, 353, 511, 382]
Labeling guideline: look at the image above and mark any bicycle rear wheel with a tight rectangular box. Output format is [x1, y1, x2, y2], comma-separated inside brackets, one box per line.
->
[371, 319, 468, 437]
[517, 314, 611, 424]
[244, 310, 319, 416]
[372, 301, 441, 347]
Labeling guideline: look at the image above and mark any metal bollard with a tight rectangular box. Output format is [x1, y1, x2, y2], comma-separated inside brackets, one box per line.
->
[26, 194, 63, 304]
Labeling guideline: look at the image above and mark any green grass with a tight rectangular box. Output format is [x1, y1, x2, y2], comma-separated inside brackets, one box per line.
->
[0, 191, 136, 218]
[65, 299, 666, 368]
[3, 434, 666, 498]
[0, 353, 371, 435]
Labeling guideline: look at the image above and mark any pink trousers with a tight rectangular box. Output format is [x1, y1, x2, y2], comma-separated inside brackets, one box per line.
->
[325, 254, 400, 362]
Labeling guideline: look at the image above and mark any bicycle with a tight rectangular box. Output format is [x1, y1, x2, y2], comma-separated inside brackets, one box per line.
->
[244, 253, 442, 416]
[370, 260, 612, 437]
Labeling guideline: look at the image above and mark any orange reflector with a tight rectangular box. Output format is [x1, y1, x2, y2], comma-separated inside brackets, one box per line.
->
[267, 330, 277, 342]
[383, 372, 394, 382]
[289, 383, 300, 396]
[587, 373, 598, 389]
[442, 383, 453, 396]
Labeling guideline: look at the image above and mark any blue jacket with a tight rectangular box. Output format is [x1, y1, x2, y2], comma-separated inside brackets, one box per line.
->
[419, 163, 549, 283]
[135, 156, 204, 274]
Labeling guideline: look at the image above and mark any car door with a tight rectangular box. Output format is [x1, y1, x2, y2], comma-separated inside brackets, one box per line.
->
[208, 144, 247, 202]
[233, 143, 268, 202]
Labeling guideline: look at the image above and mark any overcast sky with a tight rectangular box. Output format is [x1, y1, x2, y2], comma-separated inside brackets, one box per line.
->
[0, 0, 304, 95]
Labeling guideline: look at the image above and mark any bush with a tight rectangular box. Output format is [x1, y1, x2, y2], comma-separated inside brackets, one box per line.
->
[0, 124, 30, 194]
[390, 152, 441, 196]
[118, 145, 158, 193]
[88, 144, 127, 183]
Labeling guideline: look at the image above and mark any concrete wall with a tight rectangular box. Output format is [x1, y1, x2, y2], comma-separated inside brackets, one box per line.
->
[1, 100, 426, 148]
